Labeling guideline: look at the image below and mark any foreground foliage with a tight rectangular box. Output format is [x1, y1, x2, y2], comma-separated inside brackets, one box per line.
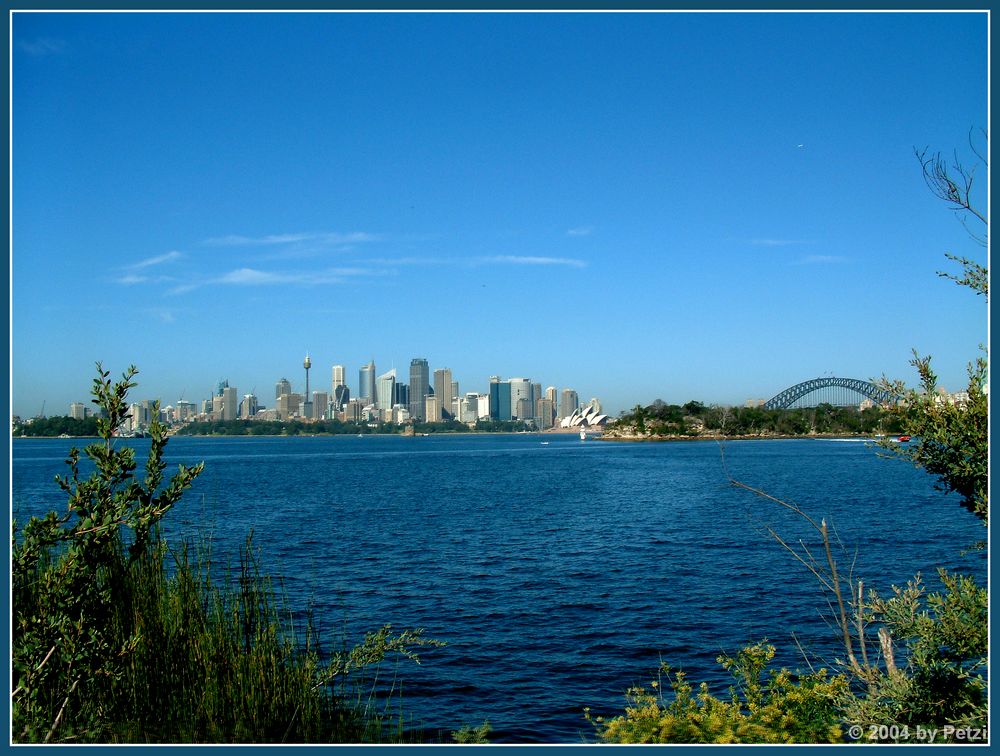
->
[592, 643, 848, 744]
[12, 365, 440, 743]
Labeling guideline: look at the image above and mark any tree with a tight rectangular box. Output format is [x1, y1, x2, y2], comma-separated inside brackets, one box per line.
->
[877, 135, 988, 523]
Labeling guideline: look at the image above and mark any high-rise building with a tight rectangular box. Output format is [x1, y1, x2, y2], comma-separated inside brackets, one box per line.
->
[476, 393, 490, 419]
[376, 369, 396, 409]
[425, 394, 441, 423]
[69, 402, 86, 420]
[240, 393, 258, 419]
[222, 386, 238, 421]
[276, 393, 302, 420]
[409, 358, 429, 421]
[393, 382, 409, 408]
[334, 384, 350, 411]
[176, 400, 196, 422]
[545, 386, 558, 426]
[359, 361, 376, 405]
[460, 393, 479, 423]
[312, 391, 328, 420]
[331, 364, 346, 394]
[275, 378, 291, 399]
[434, 368, 454, 420]
[559, 389, 579, 420]
[537, 398, 554, 429]
[344, 398, 363, 422]
[509, 378, 532, 420]
[489, 376, 512, 421]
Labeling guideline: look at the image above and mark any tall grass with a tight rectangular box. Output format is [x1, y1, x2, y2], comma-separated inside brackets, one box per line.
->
[12, 364, 440, 744]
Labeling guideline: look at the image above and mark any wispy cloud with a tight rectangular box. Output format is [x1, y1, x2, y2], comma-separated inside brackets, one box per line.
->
[168, 265, 379, 294]
[142, 308, 177, 324]
[18, 37, 65, 56]
[567, 226, 594, 237]
[750, 238, 813, 247]
[795, 255, 848, 265]
[114, 273, 178, 286]
[126, 250, 184, 270]
[477, 255, 587, 268]
[202, 231, 380, 247]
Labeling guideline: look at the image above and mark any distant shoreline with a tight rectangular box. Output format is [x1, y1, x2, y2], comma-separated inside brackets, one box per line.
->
[598, 432, 878, 442]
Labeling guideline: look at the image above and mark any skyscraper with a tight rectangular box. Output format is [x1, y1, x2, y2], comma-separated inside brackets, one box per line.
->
[275, 378, 291, 399]
[312, 391, 328, 420]
[359, 361, 376, 405]
[331, 364, 346, 394]
[376, 368, 396, 409]
[393, 382, 409, 408]
[240, 393, 258, 419]
[425, 394, 441, 423]
[559, 389, 579, 420]
[409, 358, 429, 421]
[509, 378, 532, 420]
[434, 368, 453, 420]
[222, 386, 238, 421]
[334, 384, 350, 411]
[489, 376, 513, 421]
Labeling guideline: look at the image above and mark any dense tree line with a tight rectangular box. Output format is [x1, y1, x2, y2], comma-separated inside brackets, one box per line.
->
[14, 415, 101, 437]
[615, 400, 905, 437]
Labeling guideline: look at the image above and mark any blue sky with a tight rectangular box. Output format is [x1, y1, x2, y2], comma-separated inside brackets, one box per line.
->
[11, 10, 988, 418]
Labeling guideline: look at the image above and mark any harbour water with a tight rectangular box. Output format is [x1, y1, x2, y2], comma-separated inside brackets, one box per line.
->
[11, 434, 987, 742]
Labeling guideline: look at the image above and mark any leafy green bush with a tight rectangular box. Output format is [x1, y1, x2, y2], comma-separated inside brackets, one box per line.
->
[12, 364, 441, 743]
[591, 643, 848, 744]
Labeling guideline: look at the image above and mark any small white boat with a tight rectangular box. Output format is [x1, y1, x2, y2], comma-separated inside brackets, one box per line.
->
[579, 429, 587, 441]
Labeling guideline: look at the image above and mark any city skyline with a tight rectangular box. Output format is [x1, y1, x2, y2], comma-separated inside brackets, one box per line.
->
[11, 10, 988, 420]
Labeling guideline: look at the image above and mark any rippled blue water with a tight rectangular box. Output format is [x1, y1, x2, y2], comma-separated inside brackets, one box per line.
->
[11, 434, 987, 742]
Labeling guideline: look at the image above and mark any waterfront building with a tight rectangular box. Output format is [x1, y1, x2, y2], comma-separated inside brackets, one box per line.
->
[240, 393, 258, 419]
[275, 378, 291, 399]
[69, 402, 86, 420]
[331, 364, 346, 394]
[222, 386, 239, 421]
[392, 404, 411, 424]
[460, 393, 479, 423]
[212, 395, 225, 420]
[509, 378, 532, 420]
[537, 398, 554, 429]
[476, 393, 490, 419]
[516, 397, 534, 422]
[544, 387, 558, 425]
[409, 358, 429, 421]
[559, 389, 579, 420]
[359, 361, 376, 405]
[489, 377, 513, 421]
[312, 391, 328, 420]
[425, 394, 441, 423]
[434, 368, 454, 420]
[376, 369, 396, 410]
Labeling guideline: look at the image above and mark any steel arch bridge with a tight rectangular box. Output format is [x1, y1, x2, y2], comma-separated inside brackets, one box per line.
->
[763, 377, 895, 410]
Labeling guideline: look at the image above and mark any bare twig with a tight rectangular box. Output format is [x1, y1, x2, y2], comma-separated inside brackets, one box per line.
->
[44, 677, 79, 743]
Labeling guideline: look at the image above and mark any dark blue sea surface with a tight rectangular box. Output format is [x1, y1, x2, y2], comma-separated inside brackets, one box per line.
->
[11, 434, 987, 742]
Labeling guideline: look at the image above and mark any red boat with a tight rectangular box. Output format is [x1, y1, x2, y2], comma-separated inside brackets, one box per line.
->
[897, 435, 911, 443]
